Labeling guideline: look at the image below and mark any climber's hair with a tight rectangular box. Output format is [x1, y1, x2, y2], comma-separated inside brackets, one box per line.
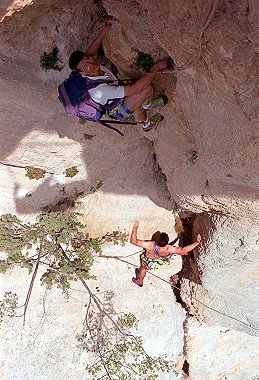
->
[155, 232, 169, 247]
[69, 50, 84, 71]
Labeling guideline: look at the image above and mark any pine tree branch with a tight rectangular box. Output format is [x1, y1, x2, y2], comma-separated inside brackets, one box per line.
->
[22, 239, 44, 325]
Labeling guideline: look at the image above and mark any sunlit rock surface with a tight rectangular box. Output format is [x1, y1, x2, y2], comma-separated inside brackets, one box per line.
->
[0, 0, 258, 379]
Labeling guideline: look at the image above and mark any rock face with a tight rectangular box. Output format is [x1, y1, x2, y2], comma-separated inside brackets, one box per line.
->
[0, 0, 258, 379]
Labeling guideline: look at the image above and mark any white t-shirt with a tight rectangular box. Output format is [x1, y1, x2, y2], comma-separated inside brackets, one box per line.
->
[84, 66, 125, 105]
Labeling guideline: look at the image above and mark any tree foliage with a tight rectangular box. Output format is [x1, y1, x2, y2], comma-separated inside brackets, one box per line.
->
[0, 210, 127, 298]
[78, 291, 174, 380]
[0, 209, 174, 379]
[0, 291, 18, 324]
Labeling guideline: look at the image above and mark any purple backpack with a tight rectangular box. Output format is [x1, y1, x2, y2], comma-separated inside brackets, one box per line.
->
[58, 72, 123, 135]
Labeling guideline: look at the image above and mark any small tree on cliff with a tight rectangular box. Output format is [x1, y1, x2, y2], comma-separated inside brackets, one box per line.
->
[0, 207, 174, 379]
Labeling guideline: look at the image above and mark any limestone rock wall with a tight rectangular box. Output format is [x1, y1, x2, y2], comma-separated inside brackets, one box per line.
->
[103, 0, 259, 219]
[0, 0, 258, 379]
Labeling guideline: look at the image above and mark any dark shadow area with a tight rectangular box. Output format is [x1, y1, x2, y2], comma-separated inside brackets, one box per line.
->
[13, 179, 90, 214]
[182, 359, 190, 376]
[170, 213, 202, 313]
[178, 214, 201, 285]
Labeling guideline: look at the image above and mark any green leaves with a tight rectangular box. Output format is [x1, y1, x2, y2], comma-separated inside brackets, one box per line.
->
[90, 180, 103, 193]
[136, 51, 154, 72]
[64, 166, 79, 178]
[40, 47, 63, 71]
[84, 239, 102, 254]
[0, 260, 9, 274]
[0, 292, 18, 324]
[25, 166, 46, 180]
[99, 229, 129, 246]
[84, 313, 174, 379]
[119, 313, 137, 329]
[0, 211, 91, 293]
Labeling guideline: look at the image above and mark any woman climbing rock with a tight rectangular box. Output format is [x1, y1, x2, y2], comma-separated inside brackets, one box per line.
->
[130, 220, 201, 287]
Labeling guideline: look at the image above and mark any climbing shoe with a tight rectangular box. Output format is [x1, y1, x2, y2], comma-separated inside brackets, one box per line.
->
[132, 277, 143, 287]
[142, 94, 168, 110]
[142, 112, 164, 132]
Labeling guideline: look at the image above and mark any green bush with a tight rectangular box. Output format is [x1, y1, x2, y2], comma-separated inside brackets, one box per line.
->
[40, 47, 62, 71]
[136, 52, 154, 72]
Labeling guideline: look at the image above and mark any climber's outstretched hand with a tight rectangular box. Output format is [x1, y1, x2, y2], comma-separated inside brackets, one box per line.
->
[133, 220, 139, 229]
[149, 59, 168, 73]
[100, 15, 113, 37]
[196, 234, 202, 244]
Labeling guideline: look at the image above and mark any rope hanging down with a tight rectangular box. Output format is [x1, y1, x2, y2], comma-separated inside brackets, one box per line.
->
[99, 254, 259, 333]
[115, 0, 220, 79]
[100, 0, 220, 129]
[172, 0, 220, 73]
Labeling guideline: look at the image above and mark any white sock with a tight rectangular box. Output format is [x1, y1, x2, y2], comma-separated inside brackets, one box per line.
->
[141, 120, 150, 129]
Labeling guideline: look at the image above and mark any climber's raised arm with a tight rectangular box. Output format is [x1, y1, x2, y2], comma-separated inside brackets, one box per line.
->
[85, 16, 112, 57]
[130, 221, 152, 249]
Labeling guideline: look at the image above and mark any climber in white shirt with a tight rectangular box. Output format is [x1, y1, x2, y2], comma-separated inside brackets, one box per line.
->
[68, 16, 169, 132]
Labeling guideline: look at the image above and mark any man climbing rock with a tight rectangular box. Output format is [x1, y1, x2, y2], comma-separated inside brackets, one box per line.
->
[130, 221, 201, 287]
[68, 16, 169, 132]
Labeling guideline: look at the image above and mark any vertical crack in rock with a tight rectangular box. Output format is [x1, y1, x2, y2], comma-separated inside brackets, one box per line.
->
[171, 211, 209, 320]
[181, 317, 191, 379]
[178, 213, 202, 284]
[171, 213, 204, 315]
[182, 359, 190, 377]
[171, 213, 207, 379]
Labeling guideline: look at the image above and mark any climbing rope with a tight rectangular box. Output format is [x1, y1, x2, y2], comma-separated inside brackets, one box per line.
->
[116, 0, 220, 81]
[172, 0, 220, 73]
[102, 250, 143, 259]
[99, 254, 259, 333]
